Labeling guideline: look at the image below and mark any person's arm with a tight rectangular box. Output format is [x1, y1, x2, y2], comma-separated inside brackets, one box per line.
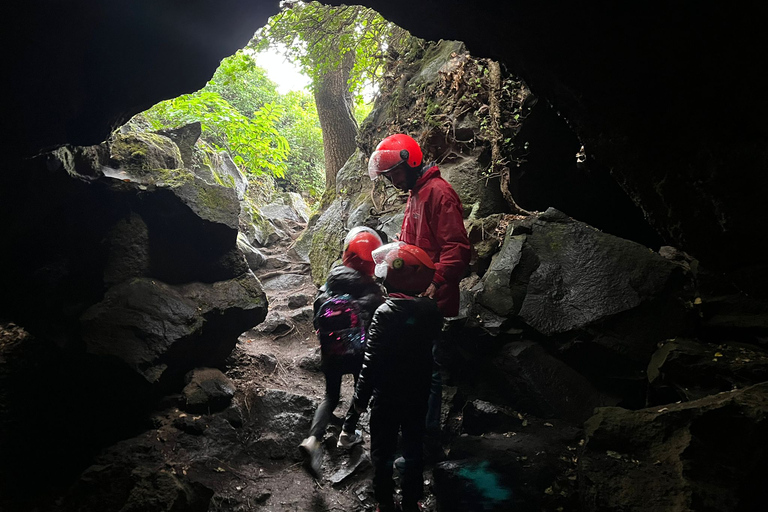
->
[353, 304, 389, 412]
[430, 191, 471, 286]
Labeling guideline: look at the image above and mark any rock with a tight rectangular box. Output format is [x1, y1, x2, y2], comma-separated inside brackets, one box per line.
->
[472, 209, 696, 389]
[181, 368, 236, 414]
[486, 341, 614, 422]
[246, 389, 317, 460]
[108, 132, 183, 175]
[475, 231, 525, 316]
[255, 311, 293, 335]
[219, 403, 244, 428]
[434, 419, 581, 512]
[287, 192, 311, 223]
[260, 273, 312, 292]
[287, 293, 313, 309]
[376, 212, 405, 244]
[236, 232, 267, 271]
[173, 414, 208, 435]
[63, 433, 214, 512]
[155, 122, 201, 170]
[260, 201, 301, 223]
[288, 305, 314, 323]
[296, 350, 322, 373]
[460, 399, 522, 435]
[328, 449, 372, 486]
[308, 199, 349, 286]
[102, 212, 151, 286]
[441, 151, 508, 220]
[80, 273, 267, 384]
[647, 337, 768, 404]
[169, 176, 241, 230]
[580, 382, 768, 511]
[254, 353, 278, 372]
[210, 151, 248, 201]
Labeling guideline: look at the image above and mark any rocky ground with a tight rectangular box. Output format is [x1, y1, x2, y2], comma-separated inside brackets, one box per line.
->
[131, 215, 440, 512]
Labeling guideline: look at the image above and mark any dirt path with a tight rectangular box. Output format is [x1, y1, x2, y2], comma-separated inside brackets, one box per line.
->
[220, 218, 437, 511]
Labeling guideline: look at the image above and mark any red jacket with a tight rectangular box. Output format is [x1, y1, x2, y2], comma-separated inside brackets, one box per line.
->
[400, 165, 470, 317]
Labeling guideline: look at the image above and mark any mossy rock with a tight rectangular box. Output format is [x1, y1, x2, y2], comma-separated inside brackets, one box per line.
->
[308, 199, 349, 287]
[109, 132, 183, 176]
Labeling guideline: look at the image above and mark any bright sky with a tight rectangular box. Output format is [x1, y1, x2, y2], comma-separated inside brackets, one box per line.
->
[254, 47, 311, 94]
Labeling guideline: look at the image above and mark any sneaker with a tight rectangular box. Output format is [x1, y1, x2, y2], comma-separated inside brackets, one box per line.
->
[337, 430, 364, 449]
[298, 436, 322, 478]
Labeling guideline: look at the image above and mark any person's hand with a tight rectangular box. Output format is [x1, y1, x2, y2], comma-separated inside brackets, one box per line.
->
[420, 283, 437, 299]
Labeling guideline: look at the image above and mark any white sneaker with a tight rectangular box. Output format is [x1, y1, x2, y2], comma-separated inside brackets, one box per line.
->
[337, 430, 364, 449]
[299, 436, 322, 478]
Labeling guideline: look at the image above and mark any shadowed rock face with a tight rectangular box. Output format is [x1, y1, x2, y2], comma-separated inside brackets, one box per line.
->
[5, 1, 766, 297]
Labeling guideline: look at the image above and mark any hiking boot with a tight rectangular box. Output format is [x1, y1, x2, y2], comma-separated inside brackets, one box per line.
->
[298, 436, 322, 478]
[337, 430, 364, 449]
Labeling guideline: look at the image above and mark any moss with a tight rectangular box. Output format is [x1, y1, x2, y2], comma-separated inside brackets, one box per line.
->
[309, 222, 344, 287]
[110, 132, 182, 176]
[194, 182, 232, 211]
[154, 168, 194, 187]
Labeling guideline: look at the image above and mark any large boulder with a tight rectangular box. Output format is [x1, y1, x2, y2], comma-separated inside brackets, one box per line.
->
[80, 273, 267, 385]
[308, 199, 349, 286]
[647, 337, 768, 405]
[210, 151, 248, 201]
[473, 208, 695, 364]
[579, 382, 768, 511]
[243, 389, 317, 460]
[181, 368, 237, 414]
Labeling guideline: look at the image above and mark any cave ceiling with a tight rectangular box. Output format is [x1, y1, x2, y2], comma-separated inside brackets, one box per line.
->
[3, 0, 767, 295]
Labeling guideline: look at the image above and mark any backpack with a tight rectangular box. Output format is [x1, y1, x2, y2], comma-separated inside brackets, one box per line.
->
[313, 293, 366, 358]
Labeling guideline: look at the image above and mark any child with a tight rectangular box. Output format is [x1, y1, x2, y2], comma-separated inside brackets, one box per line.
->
[353, 242, 444, 512]
[299, 227, 385, 478]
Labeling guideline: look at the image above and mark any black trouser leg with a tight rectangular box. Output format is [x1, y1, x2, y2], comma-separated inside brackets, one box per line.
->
[341, 373, 360, 434]
[425, 341, 442, 435]
[370, 398, 399, 508]
[400, 398, 428, 505]
[309, 370, 342, 439]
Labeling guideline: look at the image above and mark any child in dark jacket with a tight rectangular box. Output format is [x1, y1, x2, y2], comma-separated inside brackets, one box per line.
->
[353, 242, 443, 512]
[299, 227, 385, 478]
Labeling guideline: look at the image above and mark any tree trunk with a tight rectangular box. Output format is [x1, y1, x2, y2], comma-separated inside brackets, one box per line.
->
[314, 50, 357, 208]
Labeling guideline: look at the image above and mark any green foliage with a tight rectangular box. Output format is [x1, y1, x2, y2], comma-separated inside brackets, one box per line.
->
[353, 96, 374, 126]
[277, 90, 325, 196]
[143, 87, 289, 178]
[206, 51, 280, 118]
[251, 1, 411, 99]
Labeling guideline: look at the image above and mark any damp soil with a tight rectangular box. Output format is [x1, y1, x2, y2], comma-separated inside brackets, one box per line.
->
[146, 219, 440, 512]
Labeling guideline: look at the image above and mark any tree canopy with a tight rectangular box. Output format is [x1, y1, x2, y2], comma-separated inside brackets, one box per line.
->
[251, 1, 413, 206]
[251, 1, 410, 102]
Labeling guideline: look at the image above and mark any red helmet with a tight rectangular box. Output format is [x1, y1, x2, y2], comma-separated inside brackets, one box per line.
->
[372, 242, 436, 294]
[368, 134, 423, 180]
[342, 227, 383, 276]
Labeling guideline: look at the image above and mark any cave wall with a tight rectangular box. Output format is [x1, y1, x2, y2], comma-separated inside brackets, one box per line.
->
[3, 0, 767, 296]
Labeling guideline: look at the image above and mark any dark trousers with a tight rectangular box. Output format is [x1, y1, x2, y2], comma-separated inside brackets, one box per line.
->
[425, 342, 442, 435]
[309, 368, 360, 439]
[370, 394, 429, 507]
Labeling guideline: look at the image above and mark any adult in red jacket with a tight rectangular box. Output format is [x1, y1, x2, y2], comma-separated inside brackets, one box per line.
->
[368, 133, 470, 443]
[368, 133, 470, 318]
